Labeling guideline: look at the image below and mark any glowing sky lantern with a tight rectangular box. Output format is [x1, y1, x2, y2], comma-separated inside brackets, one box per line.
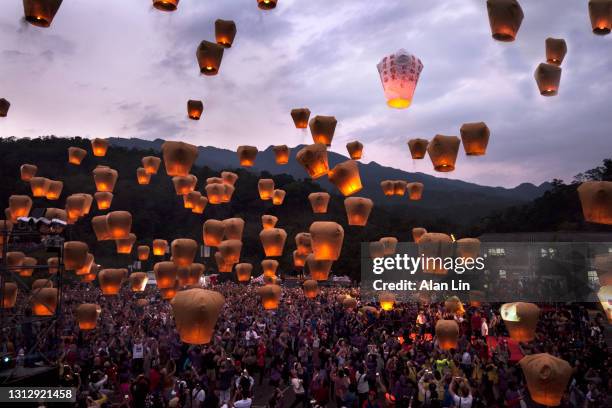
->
[235, 263, 253, 282]
[237, 145, 258, 167]
[215, 19, 237, 48]
[346, 141, 363, 160]
[260, 228, 287, 257]
[2, 282, 18, 308]
[187, 100, 203, 120]
[393, 180, 407, 196]
[45, 180, 63, 200]
[257, 0, 278, 11]
[153, 0, 179, 12]
[137, 168, 151, 185]
[20, 164, 37, 181]
[380, 237, 398, 256]
[258, 179, 275, 200]
[344, 197, 373, 226]
[261, 259, 279, 278]
[460, 122, 490, 156]
[407, 139, 429, 159]
[296, 144, 329, 179]
[588, 0, 612, 35]
[308, 192, 330, 213]
[68, 147, 87, 165]
[30, 177, 50, 197]
[519, 354, 572, 406]
[534, 63, 561, 97]
[196, 40, 224, 76]
[91, 138, 108, 157]
[377, 49, 423, 109]
[32, 288, 58, 316]
[501, 302, 540, 342]
[153, 239, 169, 256]
[258, 285, 281, 310]
[545, 38, 567, 66]
[162, 141, 198, 177]
[427, 135, 461, 172]
[272, 189, 286, 205]
[290, 108, 310, 129]
[578, 181, 612, 225]
[310, 221, 344, 261]
[203, 219, 225, 247]
[9, 195, 32, 219]
[303, 280, 319, 299]
[171, 289, 224, 344]
[93, 167, 118, 192]
[76, 303, 101, 330]
[272, 145, 290, 165]
[0, 98, 10, 117]
[379, 292, 396, 311]
[309, 116, 337, 146]
[486, 0, 524, 42]
[328, 160, 362, 196]
[142, 156, 161, 175]
[23, 0, 63, 28]
[407, 182, 424, 200]
[435, 319, 459, 350]
[154, 262, 178, 289]
[115, 233, 137, 255]
[262, 215, 278, 230]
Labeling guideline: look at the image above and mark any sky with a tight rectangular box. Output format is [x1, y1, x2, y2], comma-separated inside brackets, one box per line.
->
[0, 0, 611, 188]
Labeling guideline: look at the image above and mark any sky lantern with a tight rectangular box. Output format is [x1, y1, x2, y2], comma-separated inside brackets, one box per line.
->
[379, 292, 396, 311]
[296, 143, 329, 179]
[172, 174, 198, 195]
[91, 216, 111, 241]
[258, 179, 275, 200]
[137, 245, 150, 261]
[214, 252, 232, 272]
[262, 215, 278, 230]
[91, 138, 108, 157]
[346, 141, 363, 160]
[418, 233, 453, 274]
[115, 233, 137, 255]
[205, 183, 224, 204]
[589, 0, 612, 35]
[435, 320, 459, 350]
[219, 240, 242, 265]
[308, 192, 330, 213]
[196, 40, 224, 76]
[486, 0, 524, 42]
[0, 98, 10, 117]
[32, 288, 58, 316]
[444, 296, 465, 316]
[258, 284, 281, 309]
[342, 296, 357, 310]
[93, 167, 119, 192]
[154, 262, 178, 289]
[306, 254, 334, 281]
[153, 239, 169, 256]
[501, 302, 540, 342]
[193, 196, 208, 214]
[75, 253, 94, 276]
[137, 168, 151, 185]
[106, 211, 132, 239]
[160, 283, 179, 300]
[380, 237, 398, 256]
[98, 268, 127, 295]
[223, 218, 245, 240]
[171, 288, 224, 344]
[393, 180, 407, 196]
[20, 164, 38, 181]
[578, 181, 612, 224]
[23, 0, 63, 28]
[272, 145, 290, 165]
[44, 208, 67, 222]
[235, 263, 252, 282]
[177, 263, 204, 287]
[427, 135, 460, 172]
[9, 195, 32, 219]
[344, 197, 373, 226]
[68, 147, 87, 165]
[78, 193, 93, 216]
[295, 232, 312, 255]
[162, 141, 198, 177]
[65, 194, 85, 223]
[184, 191, 201, 209]
[171, 238, 198, 267]
[187, 100, 204, 120]
[257, 0, 278, 10]
[29, 177, 50, 198]
[545, 38, 567, 66]
[293, 251, 308, 268]
[64, 241, 89, 271]
[261, 259, 279, 278]
[290, 108, 310, 128]
[519, 354, 572, 406]
[237, 145, 258, 167]
[221, 171, 238, 185]
[303, 279, 319, 299]
[369, 241, 385, 258]
[406, 182, 424, 200]
[19, 257, 37, 277]
[215, 19, 237, 48]
[309, 116, 337, 146]
[534, 63, 561, 96]
[456, 238, 481, 261]
[272, 189, 286, 205]
[407, 139, 429, 159]
[377, 49, 424, 109]
[460, 122, 490, 156]
[329, 160, 362, 196]
[81, 266, 98, 283]
[310, 221, 344, 261]
[203, 219, 225, 247]
[260, 228, 287, 257]
[379, 180, 395, 197]
[76, 303, 101, 330]
[2, 283, 18, 308]
[222, 184, 234, 202]
[142, 156, 161, 175]
[45, 180, 63, 200]
[152, 0, 179, 11]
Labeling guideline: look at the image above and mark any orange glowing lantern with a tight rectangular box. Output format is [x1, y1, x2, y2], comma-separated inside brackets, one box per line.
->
[393, 180, 407, 196]
[161, 283, 180, 300]
[235, 263, 253, 282]
[418, 233, 453, 274]
[309, 116, 337, 146]
[427, 135, 460, 172]
[32, 287, 58, 316]
[192, 196, 208, 214]
[196, 40, 224, 76]
[98, 268, 127, 295]
[153, 239, 169, 256]
[45, 180, 63, 200]
[379, 292, 396, 311]
[260, 228, 287, 257]
[223, 218, 245, 241]
[215, 19, 237, 48]
[184, 191, 201, 209]
[162, 141, 198, 177]
[545, 38, 567, 66]
[272, 189, 286, 205]
[93, 167, 118, 192]
[257, 0, 278, 10]
[177, 263, 204, 287]
[0, 98, 9, 117]
[20, 164, 38, 181]
[22, 0, 62, 28]
[172, 174, 197, 195]
[290, 108, 310, 128]
[377, 49, 424, 109]
[295, 232, 312, 255]
[293, 250, 308, 268]
[137, 168, 151, 185]
[310, 222, 344, 261]
[171, 238, 198, 267]
[76, 303, 101, 330]
[237, 145, 258, 167]
[30, 177, 50, 198]
[68, 147, 87, 165]
[444, 296, 465, 316]
[460, 122, 490, 156]
[75, 253, 94, 276]
[203, 219, 225, 247]
[369, 242, 385, 259]
[273, 145, 290, 165]
[534, 63, 561, 97]
[407, 139, 429, 159]
[153, 0, 179, 11]
[380, 180, 395, 196]
[380, 237, 398, 256]
[344, 197, 373, 226]
[456, 238, 481, 261]
[303, 279, 319, 299]
[115, 233, 136, 255]
[519, 353, 572, 406]
[329, 160, 362, 196]
[578, 181, 612, 225]
[262, 215, 278, 230]
[91, 216, 111, 241]
[436, 320, 459, 350]
[412, 227, 427, 243]
[501, 302, 540, 342]
[106, 211, 132, 239]
[221, 171, 238, 185]
[8, 195, 32, 219]
[137, 245, 150, 261]
[64, 241, 89, 271]
[2, 282, 18, 308]
[214, 252, 233, 273]
[589, 0, 612, 35]
[308, 192, 330, 213]
[486, 0, 524, 42]
[346, 141, 363, 160]
[258, 284, 281, 309]
[91, 138, 108, 157]
[258, 179, 275, 200]
[218, 240, 242, 265]
[205, 183, 225, 205]
[44, 208, 67, 222]
[171, 289, 224, 345]
[407, 182, 424, 200]
[261, 259, 279, 278]
[187, 100, 203, 120]
[78, 193, 93, 216]
[296, 143, 329, 179]
[19, 257, 37, 277]
[155, 262, 178, 289]
[142, 156, 161, 175]
[222, 184, 235, 203]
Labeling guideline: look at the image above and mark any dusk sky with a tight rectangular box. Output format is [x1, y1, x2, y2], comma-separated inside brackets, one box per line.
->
[1, 0, 610, 188]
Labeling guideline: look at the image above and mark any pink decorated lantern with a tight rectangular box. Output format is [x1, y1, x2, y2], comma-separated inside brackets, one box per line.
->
[377, 49, 424, 109]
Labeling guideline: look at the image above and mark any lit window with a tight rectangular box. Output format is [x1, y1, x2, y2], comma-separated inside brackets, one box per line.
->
[587, 271, 599, 285]
[499, 270, 507, 279]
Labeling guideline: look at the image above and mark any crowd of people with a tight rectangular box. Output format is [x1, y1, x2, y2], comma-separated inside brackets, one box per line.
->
[2, 282, 611, 408]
